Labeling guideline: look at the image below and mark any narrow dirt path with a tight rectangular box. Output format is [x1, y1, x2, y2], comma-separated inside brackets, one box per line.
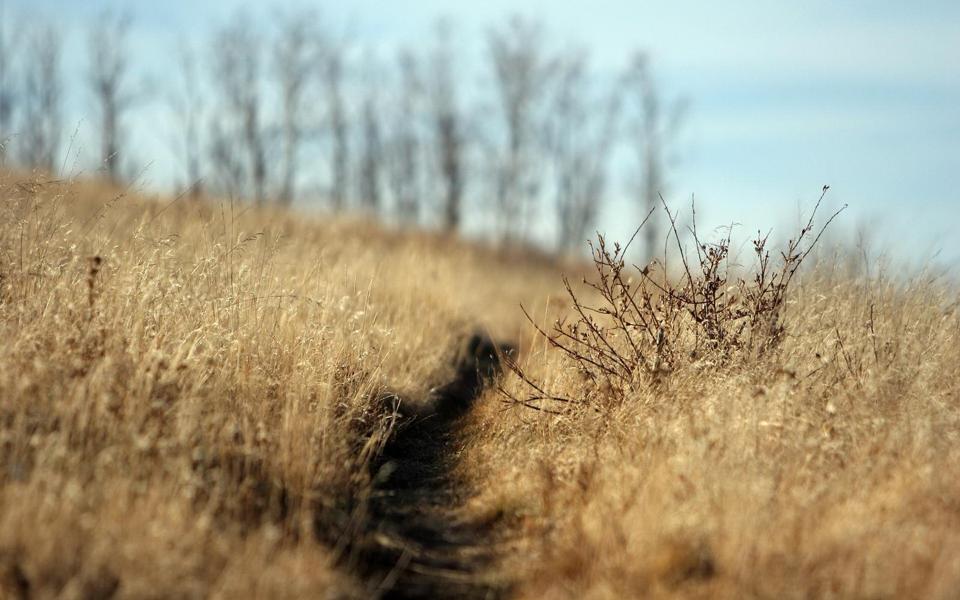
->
[340, 334, 511, 599]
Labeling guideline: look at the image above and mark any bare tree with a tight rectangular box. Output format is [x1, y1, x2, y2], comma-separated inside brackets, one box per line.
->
[0, 5, 19, 163]
[427, 20, 465, 232]
[486, 16, 555, 244]
[89, 11, 134, 183]
[208, 118, 245, 199]
[323, 42, 350, 211]
[210, 13, 268, 204]
[357, 59, 383, 214]
[623, 53, 686, 260]
[18, 24, 61, 173]
[273, 10, 317, 206]
[386, 49, 422, 224]
[545, 49, 621, 254]
[170, 41, 204, 197]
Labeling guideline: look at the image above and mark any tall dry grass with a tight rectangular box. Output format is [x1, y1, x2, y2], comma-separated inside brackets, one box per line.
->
[4, 172, 958, 599]
[0, 173, 563, 598]
[463, 207, 960, 598]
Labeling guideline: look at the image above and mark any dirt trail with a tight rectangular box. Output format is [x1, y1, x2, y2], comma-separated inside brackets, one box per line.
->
[339, 334, 511, 599]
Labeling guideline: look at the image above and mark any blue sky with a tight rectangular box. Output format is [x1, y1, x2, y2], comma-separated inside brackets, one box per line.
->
[5, 0, 960, 265]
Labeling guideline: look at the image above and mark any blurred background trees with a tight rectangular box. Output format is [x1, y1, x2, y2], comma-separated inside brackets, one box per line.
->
[210, 13, 268, 205]
[272, 9, 318, 207]
[622, 53, 687, 260]
[0, 8, 684, 259]
[169, 42, 205, 198]
[545, 48, 621, 254]
[88, 10, 134, 183]
[0, 7, 19, 164]
[427, 20, 466, 234]
[486, 16, 553, 245]
[17, 24, 62, 173]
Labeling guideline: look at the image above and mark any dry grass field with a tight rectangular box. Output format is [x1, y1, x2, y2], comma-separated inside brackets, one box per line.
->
[1, 173, 959, 599]
[467, 215, 960, 598]
[0, 172, 563, 598]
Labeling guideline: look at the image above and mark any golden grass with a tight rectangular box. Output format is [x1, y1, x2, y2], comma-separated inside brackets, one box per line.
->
[465, 246, 960, 598]
[2, 172, 958, 598]
[0, 173, 562, 597]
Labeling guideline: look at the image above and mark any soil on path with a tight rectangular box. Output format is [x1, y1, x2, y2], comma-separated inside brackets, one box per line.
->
[336, 333, 512, 600]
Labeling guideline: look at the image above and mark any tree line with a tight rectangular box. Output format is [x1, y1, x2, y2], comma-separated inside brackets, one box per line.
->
[0, 8, 685, 256]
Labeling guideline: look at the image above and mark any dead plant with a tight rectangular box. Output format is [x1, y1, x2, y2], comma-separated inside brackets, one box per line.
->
[502, 186, 846, 410]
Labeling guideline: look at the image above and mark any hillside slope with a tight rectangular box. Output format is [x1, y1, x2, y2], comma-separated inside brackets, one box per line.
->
[2, 173, 958, 599]
[0, 173, 564, 598]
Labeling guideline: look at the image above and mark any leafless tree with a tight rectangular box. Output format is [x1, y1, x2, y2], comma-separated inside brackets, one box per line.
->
[486, 15, 554, 244]
[273, 10, 317, 206]
[386, 49, 422, 224]
[88, 11, 135, 183]
[323, 42, 350, 211]
[18, 24, 61, 173]
[357, 59, 383, 214]
[208, 118, 245, 199]
[545, 49, 621, 254]
[426, 20, 465, 232]
[170, 41, 204, 197]
[210, 13, 268, 204]
[0, 5, 19, 163]
[622, 52, 686, 260]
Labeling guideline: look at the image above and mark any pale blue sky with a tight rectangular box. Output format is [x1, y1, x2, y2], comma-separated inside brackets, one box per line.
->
[5, 0, 960, 265]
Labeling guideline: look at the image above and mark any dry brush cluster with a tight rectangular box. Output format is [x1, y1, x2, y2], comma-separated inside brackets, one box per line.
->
[502, 188, 846, 411]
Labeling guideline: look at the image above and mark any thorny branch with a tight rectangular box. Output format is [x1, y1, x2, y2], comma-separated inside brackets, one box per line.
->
[501, 189, 846, 412]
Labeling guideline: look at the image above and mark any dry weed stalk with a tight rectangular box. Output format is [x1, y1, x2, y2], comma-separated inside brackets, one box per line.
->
[502, 187, 846, 409]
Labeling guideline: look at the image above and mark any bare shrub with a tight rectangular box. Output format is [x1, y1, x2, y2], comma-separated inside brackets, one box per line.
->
[502, 187, 845, 409]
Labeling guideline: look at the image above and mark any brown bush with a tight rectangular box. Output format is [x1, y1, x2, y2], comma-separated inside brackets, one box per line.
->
[501, 188, 846, 410]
